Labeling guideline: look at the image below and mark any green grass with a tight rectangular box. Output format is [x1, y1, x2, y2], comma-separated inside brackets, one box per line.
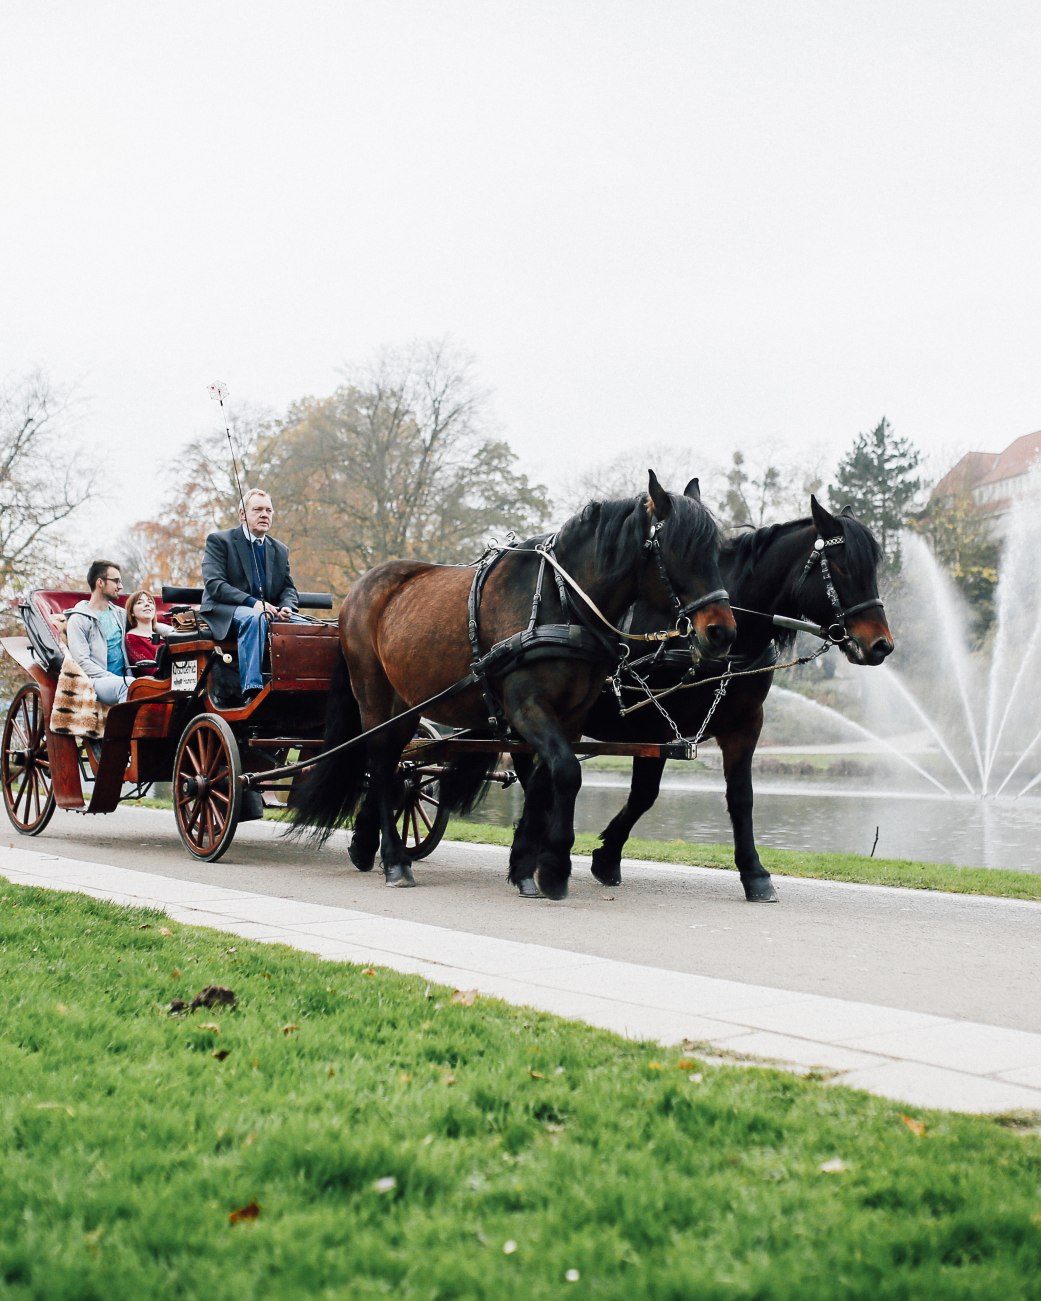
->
[2, 884, 1041, 1299]
[445, 821, 1041, 903]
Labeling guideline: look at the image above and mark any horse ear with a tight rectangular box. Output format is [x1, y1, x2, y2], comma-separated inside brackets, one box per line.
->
[810, 494, 839, 537]
[648, 469, 671, 520]
[683, 477, 701, 502]
[839, 503, 856, 519]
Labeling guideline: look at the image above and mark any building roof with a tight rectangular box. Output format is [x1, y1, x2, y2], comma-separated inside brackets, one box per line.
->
[932, 430, 1041, 500]
[974, 430, 1041, 486]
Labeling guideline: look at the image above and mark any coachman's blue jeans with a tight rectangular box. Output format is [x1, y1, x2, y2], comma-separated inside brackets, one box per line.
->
[230, 606, 307, 691]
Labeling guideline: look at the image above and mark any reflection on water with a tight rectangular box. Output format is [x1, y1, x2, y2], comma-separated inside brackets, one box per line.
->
[466, 773, 1041, 873]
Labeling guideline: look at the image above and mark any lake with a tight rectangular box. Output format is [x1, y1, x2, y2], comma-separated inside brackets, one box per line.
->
[465, 770, 1041, 873]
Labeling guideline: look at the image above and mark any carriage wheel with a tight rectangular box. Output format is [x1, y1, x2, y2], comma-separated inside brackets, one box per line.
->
[173, 714, 243, 862]
[399, 720, 450, 860]
[1, 683, 57, 836]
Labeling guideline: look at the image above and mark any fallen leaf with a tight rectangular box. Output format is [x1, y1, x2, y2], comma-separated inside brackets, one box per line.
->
[190, 985, 237, 1011]
[528, 1070, 545, 1080]
[171, 968, 181, 978]
[228, 1201, 261, 1224]
[199, 1022, 221, 1034]
[372, 1176, 397, 1194]
[676, 1058, 697, 1070]
[398, 1071, 412, 1083]
[158, 927, 173, 937]
[819, 1158, 850, 1174]
[361, 967, 376, 977]
[56, 1003, 69, 1015]
[443, 1073, 457, 1087]
[502, 1240, 518, 1255]
[212, 1049, 231, 1061]
[900, 1114, 927, 1137]
[282, 1023, 299, 1035]
[451, 988, 479, 1006]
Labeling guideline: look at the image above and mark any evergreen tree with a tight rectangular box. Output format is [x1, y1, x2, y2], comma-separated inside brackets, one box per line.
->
[831, 417, 921, 568]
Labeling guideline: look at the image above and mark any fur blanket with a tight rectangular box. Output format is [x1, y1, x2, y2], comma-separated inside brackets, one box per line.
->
[50, 652, 110, 740]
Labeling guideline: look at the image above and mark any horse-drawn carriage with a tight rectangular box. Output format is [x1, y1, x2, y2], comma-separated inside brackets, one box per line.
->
[0, 583, 714, 867]
[2, 476, 892, 902]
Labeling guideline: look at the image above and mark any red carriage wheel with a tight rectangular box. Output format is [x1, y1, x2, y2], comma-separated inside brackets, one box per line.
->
[173, 714, 243, 862]
[1, 682, 57, 835]
[398, 720, 451, 860]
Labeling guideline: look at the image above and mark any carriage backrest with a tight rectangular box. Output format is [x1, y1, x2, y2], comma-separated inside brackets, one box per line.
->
[17, 589, 189, 677]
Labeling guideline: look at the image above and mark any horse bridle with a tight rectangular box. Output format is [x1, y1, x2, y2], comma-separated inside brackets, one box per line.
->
[792, 534, 886, 643]
[643, 516, 729, 636]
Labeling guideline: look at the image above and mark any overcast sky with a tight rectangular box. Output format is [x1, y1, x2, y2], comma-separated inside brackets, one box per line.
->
[3, 0, 1040, 551]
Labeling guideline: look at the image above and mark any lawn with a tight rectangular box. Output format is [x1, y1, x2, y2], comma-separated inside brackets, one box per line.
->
[445, 820, 1041, 902]
[2, 883, 1040, 1299]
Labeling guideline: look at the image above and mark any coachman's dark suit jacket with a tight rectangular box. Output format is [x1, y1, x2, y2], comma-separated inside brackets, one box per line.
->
[200, 527, 299, 641]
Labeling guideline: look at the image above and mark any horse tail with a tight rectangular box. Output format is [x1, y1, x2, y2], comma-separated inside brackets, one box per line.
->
[436, 748, 502, 817]
[286, 653, 367, 846]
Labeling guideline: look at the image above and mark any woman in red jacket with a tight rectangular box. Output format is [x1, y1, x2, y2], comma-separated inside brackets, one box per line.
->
[124, 589, 172, 676]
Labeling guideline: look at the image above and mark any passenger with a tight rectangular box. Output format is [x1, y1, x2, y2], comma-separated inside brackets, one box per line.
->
[66, 560, 130, 705]
[200, 488, 302, 704]
[124, 589, 173, 676]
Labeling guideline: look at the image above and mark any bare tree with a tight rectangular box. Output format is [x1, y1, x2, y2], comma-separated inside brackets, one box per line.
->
[121, 403, 275, 588]
[0, 369, 96, 595]
[268, 339, 551, 585]
[557, 443, 699, 516]
[119, 342, 552, 596]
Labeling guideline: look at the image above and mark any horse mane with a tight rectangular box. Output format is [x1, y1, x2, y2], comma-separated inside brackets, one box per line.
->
[553, 490, 721, 582]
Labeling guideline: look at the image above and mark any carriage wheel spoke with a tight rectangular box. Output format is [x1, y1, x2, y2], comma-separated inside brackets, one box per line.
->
[173, 716, 241, 860]
[414, 797, 435, 832]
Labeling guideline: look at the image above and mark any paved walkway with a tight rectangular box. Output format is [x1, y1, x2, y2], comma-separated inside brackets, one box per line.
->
[3, 838, 1040, 1117]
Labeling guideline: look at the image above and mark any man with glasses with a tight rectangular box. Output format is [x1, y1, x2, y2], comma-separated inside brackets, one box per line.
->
[66, 560, 130, 704]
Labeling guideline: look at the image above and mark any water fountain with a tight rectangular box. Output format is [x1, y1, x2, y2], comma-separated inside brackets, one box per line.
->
[854, 491, 1041, 802]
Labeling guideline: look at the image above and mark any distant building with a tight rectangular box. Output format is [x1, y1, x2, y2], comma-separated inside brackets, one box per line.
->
[932, 430, 1041, 530]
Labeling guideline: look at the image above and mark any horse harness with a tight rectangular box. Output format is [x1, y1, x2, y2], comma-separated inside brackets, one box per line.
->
[607, 527, 888, 749]
[465, 517, 728, 735]
[787, 534, 886, 643]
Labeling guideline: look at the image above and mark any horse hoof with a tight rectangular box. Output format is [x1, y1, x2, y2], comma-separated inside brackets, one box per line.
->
[384, 862, 416, 888]
[514, 877, 542, 899]
[743, 876, 778, 903]
[590, 851, 622, 887]
[348, 838, 376, 873]
[535, 870, 568, 902]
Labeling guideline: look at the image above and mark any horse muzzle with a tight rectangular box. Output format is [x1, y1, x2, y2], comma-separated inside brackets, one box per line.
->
[842, 617, 894, 666]
[689, 599, 737, 658]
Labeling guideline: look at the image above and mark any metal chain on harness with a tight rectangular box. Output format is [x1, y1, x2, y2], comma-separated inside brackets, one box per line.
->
[619, 657, 735, 755]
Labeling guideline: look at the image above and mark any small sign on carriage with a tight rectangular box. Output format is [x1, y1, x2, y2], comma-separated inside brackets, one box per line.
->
[171, 659, 199, 693]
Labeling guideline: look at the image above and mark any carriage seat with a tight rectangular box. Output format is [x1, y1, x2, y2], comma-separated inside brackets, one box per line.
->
[160, 586, 335, 613]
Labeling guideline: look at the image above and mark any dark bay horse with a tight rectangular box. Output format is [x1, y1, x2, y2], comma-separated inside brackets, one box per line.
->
[289, 472, 736, 900]
[582, 496, 893, 902]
